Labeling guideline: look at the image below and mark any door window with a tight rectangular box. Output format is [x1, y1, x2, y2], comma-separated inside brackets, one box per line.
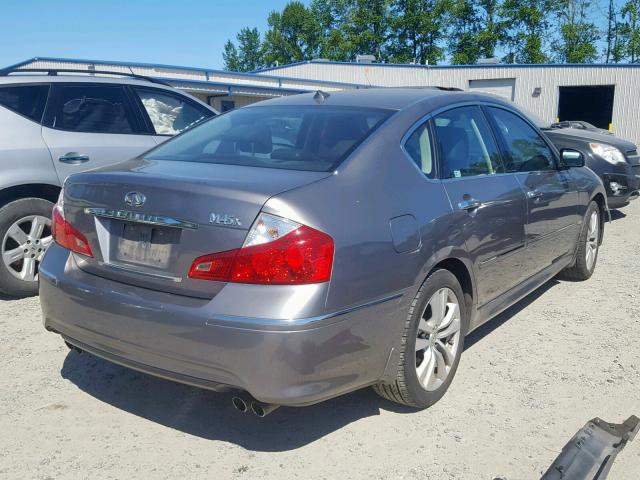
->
[488, 107, 556, 172]
[0, 84, 49, 123]
[49, 85, 138, 134]
[134, 87, 213, 135]
[433, 106, 503, 179]
[404, 123, 435, 178]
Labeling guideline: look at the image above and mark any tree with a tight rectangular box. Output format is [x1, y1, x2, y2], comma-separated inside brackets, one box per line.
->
[387, 0, 451, 65]
[501, 0, 559, 63]
[449, 0, 482, 64]
[310, 0, 352, 60]
[619, 0, 640, 61]
[222, 28, 264, 72]
[263, 1, 322, 66]
[557, 0, 599, 63]
[343, 0, 391, 61]
[604, 0, 619, 62]
[476, 0, 505, 59]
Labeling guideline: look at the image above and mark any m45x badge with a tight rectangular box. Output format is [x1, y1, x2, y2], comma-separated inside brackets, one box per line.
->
[209, 213, 242, 227]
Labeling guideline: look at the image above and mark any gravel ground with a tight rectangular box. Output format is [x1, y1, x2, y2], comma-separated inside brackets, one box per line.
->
[1, 202, 639, 480]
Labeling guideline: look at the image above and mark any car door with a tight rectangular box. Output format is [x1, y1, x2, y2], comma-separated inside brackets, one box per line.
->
[431, 105, 528, 307]
[41, 83, 156, 182]
[130, 86, 215, 145]
[486, 106, 580, 277]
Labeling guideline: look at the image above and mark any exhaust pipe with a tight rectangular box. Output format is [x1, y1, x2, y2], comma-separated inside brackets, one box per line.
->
[231, 392, 253, 413]
[250, 401, 280, 417]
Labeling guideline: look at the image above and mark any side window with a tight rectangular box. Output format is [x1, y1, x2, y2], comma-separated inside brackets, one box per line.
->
[488, 107, 556, 172]
[50, 85, 138, 134]
[0, 85, 49, 123]
[134, 88, 213, 135]
[404, 122, 435, 178]
[433, 106, 503, 179]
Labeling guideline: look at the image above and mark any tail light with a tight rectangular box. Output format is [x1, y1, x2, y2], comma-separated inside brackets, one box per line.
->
[52, 205, 93, 257]
[189, 213, 334, 284]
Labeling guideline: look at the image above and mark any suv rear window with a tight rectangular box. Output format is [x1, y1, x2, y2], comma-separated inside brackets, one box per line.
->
[145, 106, 390, 171]
[0, 85, 49, 123]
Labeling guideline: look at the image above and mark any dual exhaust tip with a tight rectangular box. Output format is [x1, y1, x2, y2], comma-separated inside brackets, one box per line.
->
[232, 393, 279, 417]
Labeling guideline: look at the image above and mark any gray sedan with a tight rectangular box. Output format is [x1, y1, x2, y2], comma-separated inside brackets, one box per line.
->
[39, 88, 606, 414]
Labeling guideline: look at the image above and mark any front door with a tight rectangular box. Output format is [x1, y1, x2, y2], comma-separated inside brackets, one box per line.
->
[42, 83, 156, 182]
[432, 106, 528, 307]
[486, 106, 580, 276]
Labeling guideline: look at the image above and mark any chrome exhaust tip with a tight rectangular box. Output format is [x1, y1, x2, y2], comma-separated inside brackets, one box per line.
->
[231, 393, 251, 413]
[250, 401, 280, 417]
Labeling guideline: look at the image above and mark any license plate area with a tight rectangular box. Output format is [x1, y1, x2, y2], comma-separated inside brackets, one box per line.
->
[111, 221, 181, 269]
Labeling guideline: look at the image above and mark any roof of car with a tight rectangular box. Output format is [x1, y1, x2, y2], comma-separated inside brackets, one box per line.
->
[0, 72, 171, 88]
[247, 87, 501, 111]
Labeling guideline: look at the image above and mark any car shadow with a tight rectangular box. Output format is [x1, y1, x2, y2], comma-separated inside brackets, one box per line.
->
[59, 278, 561, 450]
[60, 351, 414, 451]
[609, 209, 626, 221]
[464, 279, 559, 350]
[0, 293, 17, 301]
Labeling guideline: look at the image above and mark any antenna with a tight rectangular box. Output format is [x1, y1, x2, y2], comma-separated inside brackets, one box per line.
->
[313, 90, 330, 103]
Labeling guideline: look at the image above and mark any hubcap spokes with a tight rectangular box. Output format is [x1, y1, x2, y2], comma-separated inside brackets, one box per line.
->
[585, 211, 599, 270]
[1, 215, 52, 282]
[415, 287, 462, 391]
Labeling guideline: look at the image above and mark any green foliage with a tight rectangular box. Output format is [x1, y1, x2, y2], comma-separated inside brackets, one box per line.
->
[557, 0, 599, 63]
[619, 0, 640, 62]
[223, 28, 264, 72]
[501, 0, 559, 63]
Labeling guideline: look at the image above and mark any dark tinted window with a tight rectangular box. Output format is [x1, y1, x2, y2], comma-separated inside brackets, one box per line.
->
[51, 85, 137, 134]
[404, 123, 435, 178]
[0, 85, 49, 122]
[433, 106, 503, 179]
[488, 107, 556, 172]
[134, 87, 213, 135]
[145, 106, 390, 172]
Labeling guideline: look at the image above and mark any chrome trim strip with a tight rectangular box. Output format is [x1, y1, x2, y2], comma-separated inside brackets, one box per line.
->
[206, 291, 405, 331]
[99, 262, 183, 283]
[84, 208, 198, 230]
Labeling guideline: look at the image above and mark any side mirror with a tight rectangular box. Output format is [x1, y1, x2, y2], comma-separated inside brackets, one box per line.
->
[561, 149, 585, 168]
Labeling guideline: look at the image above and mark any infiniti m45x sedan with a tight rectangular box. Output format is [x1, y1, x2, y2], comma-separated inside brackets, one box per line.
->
[40, 89, 607, 412]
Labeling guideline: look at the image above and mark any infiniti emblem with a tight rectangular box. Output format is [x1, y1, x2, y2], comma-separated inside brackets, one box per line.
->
[124, 192, 146, 207]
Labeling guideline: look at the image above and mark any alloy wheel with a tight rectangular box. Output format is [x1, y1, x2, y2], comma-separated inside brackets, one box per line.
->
[585, 211, 599, 271]
[1, 215, 52, 282]
[415, 287, 462, 391]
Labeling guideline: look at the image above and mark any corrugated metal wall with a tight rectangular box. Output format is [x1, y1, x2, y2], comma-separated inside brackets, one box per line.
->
[260, 62, 640, 144]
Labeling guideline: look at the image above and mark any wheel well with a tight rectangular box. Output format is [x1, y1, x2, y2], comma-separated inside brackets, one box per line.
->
[430, 258, 474, 314]
[0, 184, 60, 208]
[591, 193, 606, 243]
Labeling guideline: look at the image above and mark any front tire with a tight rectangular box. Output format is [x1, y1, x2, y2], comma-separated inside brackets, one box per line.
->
[0, 198, 54, 298]
[560, 200, 601, 281]
[373, 269, 469, 408]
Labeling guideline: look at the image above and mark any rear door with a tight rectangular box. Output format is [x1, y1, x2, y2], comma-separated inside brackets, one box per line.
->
[42, 83, 156, 182]
[130, 86, 215, 145]
[433, 105, 528, 306]
[485, 106, 580, 276]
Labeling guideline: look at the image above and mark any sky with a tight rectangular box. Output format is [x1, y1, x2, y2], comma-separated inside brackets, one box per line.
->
[0, 0, 299, 71]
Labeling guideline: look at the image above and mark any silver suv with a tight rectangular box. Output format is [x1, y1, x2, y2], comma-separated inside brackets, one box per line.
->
[0, 69, 217, 297]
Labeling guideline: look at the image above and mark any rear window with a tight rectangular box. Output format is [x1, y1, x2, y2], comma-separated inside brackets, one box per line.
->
[0, 84, 49, 123]
[145, 106, 391, 172]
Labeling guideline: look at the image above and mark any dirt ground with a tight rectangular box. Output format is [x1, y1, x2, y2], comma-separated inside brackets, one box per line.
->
[1, 202, 639, 480]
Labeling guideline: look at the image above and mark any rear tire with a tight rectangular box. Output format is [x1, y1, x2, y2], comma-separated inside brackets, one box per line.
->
[0, 198, 54, 298]
[560, 201, 601, 281]
[373, 269, 469, 408]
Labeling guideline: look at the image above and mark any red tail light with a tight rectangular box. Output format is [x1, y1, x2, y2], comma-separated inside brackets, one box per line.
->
[52, 205, 93, 257]
[189, 215, 334, 284]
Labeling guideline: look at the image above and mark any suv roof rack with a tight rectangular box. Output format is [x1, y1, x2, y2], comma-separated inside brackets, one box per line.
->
[0, 68, 172, 87]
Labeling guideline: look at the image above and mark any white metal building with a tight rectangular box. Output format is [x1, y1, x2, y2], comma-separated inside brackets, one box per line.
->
[255, 60, 640, 145]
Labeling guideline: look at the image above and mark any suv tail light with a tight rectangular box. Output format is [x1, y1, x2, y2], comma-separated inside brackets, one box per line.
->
[189, 213, 334, 284]
[52, 205, 93, 257]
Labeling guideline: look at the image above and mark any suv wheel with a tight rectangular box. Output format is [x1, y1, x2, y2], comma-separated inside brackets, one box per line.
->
[373, 269, 469, 408]
[0, 198, 54, 298]
[560, 200, 601, 281]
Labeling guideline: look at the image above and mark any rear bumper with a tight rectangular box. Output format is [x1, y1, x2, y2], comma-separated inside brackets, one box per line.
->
[39, 244, 403, 406]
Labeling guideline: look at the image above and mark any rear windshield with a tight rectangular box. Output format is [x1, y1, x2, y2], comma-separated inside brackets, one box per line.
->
[145, 105, 391, 171]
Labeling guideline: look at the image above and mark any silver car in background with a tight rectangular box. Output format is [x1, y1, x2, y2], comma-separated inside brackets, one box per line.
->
[40, 88, 606, 414]
[0, 69, 216, 297]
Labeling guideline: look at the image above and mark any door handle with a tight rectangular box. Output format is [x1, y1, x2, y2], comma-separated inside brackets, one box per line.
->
[59, 153, 90, 164]
[458, 198, 482, 212]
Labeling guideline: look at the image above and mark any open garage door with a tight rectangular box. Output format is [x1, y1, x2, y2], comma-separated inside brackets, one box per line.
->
[468, 78, 515, 101]
[558, 85, 615, 130]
